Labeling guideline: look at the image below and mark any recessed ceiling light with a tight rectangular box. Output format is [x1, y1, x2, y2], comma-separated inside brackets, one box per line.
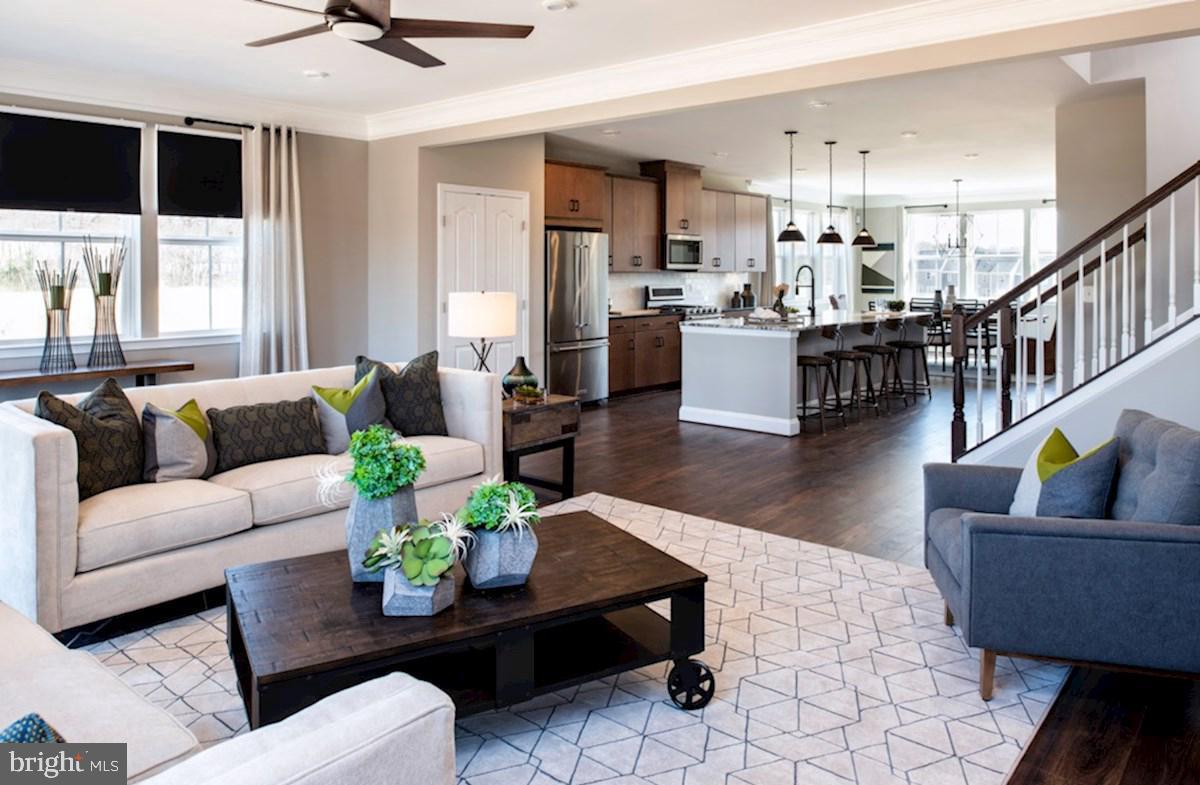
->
[712, 151, 728, 158]
[900, 130, 918, 139]
[964, 152, 981, 159]
[794, 167, 807, 173]
[302, 69, 330, 79]
[808, 100, 831, 110]
[599, 128, 621, 136]
[542, 0, 574, 10]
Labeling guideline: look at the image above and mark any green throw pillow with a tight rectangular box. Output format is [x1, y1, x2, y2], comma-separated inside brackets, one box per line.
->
[206, 397, 326, 474]
[1009, 428, 1120, 519]
[35, 378, 143, 500]
[143, 399, 217, 481]
[0, 713, 65, 743]
[311, 368, 391, 454]
[354, 351, 447, 437]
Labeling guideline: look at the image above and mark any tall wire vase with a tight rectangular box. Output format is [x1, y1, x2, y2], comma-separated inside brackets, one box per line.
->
[35, 261, 78, 374]
[82, 236, 127, 368]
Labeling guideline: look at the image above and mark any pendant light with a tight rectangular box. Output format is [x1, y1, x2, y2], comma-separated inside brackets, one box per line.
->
[817, 140, 843, 245]
[851, 149, 876, 247]
[777, 130, 806, 243]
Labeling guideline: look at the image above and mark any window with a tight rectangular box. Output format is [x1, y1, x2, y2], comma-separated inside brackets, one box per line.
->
[772, 204, 816, 307]
[158, 216, 243, 333]
[772, 204, 850, 311]
[0, 209, 136, 341]
[969, 209, 1024, 300]
[906, 211, 961, 298]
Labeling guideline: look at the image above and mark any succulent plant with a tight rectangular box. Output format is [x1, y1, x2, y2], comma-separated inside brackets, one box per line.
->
[346, 424, 426, 500]
[400, 524, 455, 587]
[463, 477, 541, 534]
[361, 525, 412, 573]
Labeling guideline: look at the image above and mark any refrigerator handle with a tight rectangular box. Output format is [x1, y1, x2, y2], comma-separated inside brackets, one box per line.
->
[579, 243, 591, 328]
[573, 244, 583, 329]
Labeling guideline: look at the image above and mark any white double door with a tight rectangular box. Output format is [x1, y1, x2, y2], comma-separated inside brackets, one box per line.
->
[438, 185, 530, 374]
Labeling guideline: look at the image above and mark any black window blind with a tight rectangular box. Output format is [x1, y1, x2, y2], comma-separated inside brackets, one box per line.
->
[157, 130, 242, 219]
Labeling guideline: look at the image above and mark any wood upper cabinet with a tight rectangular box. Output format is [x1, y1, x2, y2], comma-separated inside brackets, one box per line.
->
[610, 176, 659, 272]
[545, 161, 606, 223]
[734, 193, 768, 272]
[640, 160, 703, 237]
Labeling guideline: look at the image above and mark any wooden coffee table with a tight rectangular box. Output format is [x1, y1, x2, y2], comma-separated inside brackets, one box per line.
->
[225, 511, 711, 729]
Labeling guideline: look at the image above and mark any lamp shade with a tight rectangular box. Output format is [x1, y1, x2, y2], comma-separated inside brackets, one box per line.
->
[447, 291, 517, 338]
[777, 221, 806, 243]
[851, 228, 876, 247]
[817, 226, 844, 245]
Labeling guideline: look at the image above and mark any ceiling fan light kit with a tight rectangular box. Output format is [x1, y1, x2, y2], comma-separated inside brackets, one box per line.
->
[245, 0, 534, 68]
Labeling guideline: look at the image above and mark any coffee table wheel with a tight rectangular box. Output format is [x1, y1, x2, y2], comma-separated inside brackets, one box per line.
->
[667, 659, 715, 710]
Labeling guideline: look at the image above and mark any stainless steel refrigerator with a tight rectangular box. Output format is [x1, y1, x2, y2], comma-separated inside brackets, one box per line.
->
[546, 229, 609, 403]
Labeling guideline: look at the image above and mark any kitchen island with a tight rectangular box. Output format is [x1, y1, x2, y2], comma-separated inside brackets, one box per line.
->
[679, 311, 927, 436]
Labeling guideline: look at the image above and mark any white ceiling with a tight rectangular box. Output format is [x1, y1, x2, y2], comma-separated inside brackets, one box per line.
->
[0, 0, 915, 116]
[552, 56, 1095, 202]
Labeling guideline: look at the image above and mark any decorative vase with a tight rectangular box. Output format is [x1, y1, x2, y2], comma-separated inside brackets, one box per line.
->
[35, 261, 78, 374]
[502, 356, 538, 397]
[946, 285, 957, 310]
[382, 568, 455, 616]
[741, 284, 756, 309]
[463, 529, 538, 589]
[772, 295, 788, 318]
[82, 238, 128, 368]
[345, 486, 418, 583]
[731, 290, 742, 309]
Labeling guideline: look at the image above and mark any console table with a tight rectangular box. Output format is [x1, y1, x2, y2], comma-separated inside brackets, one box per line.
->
[502, 394, 579, 499]
[0, 359, 195, 389]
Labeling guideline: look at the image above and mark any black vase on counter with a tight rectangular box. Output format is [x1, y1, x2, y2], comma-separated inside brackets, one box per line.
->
[731, 290, 742, 308]
[502, 356, 538, 397]
[741, 284, 756, 309]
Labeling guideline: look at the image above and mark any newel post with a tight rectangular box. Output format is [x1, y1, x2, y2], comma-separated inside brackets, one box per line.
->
[999, 304, 1015, 428]
[951, 306, 967, 461]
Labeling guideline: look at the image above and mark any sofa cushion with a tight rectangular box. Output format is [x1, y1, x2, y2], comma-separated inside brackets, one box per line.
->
[77, 481, 253, 572]
[1111, 409, 1200, 524]
[35, 377, 143, 500]
[0, 652, 197, 781]
[209, 437, 484, 527]
[356, 352, 448, 437]
[1010, 428, 1119, 518]
[207, 397, 326, 474]
[927, 507, 968, 583]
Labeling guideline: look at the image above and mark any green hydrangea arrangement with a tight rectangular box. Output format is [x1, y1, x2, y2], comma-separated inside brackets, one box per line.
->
[362, 522, 454, 587]
[346, 424, 426, 500]
[462, 477, 540, 534]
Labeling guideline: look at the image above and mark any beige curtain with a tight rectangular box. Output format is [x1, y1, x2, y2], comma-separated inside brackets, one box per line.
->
[239, 124, 309, 376]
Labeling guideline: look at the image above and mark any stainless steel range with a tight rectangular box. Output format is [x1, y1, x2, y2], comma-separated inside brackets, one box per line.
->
[645, 285, 721, 320]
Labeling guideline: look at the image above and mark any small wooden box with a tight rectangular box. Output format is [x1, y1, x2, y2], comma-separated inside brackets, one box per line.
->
[503, 394, 581, 452]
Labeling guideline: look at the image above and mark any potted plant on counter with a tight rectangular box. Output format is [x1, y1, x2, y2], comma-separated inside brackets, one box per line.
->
[362, 521, 457, 616]
[344, 424, 426, 582]
[461, 477, 541, 589]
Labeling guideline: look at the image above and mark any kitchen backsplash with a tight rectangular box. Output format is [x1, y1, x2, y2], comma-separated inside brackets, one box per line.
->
[609, 271, 765, 311]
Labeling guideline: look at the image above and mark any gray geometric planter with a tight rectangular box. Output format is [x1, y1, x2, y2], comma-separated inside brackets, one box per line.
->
[382, 568, 455, 616]
[345, 486, 418, 583]
[463, 529, 538, 589]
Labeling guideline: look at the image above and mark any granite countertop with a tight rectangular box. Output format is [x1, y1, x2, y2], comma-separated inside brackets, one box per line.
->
[681, 310, 923, 332]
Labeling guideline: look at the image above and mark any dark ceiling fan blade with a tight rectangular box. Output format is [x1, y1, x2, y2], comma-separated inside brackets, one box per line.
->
[386, 18, 534, 39]
[245, 0, 327, 17]
[359, 36, 445, 68]
[245, 24, 329, 47]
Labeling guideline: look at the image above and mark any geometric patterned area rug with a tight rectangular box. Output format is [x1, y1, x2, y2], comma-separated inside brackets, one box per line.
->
[81, 492, 1066, 785]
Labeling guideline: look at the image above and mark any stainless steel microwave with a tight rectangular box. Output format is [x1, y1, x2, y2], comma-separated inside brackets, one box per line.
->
[665, 234, 703, 270]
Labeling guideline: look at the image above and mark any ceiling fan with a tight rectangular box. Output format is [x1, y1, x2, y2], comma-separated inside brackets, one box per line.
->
[245, 0, 534, 68]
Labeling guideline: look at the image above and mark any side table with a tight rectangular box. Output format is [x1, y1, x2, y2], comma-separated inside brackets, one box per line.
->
[502, 394, 580, 499]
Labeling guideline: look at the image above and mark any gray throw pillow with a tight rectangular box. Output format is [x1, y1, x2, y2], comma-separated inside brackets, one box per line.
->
[143, 399, 217, 482]
[35, 378, 142, 500]
[354, 351, 448, 437]
[310, 368, 391, 454]
[1131, 425, 1200, 524]
[206, 397, 326, 474]
[1036, 438, 1120, 519]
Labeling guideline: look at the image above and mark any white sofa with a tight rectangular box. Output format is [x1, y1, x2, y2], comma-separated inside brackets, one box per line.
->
[0, 601, 457, 784]
[0, 363, 501, 633]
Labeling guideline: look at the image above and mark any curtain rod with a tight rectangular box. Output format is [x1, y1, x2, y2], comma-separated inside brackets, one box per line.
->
[184, 116, 255, 130]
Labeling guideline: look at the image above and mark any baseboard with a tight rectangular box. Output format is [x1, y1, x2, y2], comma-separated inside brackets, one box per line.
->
[678, 405, 799, 436]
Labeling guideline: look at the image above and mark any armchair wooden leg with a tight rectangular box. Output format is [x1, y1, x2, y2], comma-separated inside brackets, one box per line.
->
[944, 603, 954, 627]
[979, 649, 996, 701]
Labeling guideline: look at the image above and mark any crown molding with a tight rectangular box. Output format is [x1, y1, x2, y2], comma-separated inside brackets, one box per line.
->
[365, 0, 1186, 140]
[0, 57, 368, 140]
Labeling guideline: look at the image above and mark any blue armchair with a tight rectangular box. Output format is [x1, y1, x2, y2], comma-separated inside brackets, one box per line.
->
[923, 409, 1200, 700]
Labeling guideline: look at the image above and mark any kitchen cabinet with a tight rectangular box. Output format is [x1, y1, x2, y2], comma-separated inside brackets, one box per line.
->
[734, 193, 768, 272]
[609, 176, 659, 272]
[609, 315, 681, 393]
[640, 160, 704, 237]
[701, 189, 737, 272]
[545, 161, 607, 224]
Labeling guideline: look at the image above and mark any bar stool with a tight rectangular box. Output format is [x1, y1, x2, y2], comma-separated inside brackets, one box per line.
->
[821, 325, 879, 421]
[886, 315, 933, 404]
[797, 354, 845, 434]
[854, 321, 907, 413]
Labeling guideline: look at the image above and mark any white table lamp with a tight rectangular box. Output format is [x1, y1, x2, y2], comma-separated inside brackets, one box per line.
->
[447, 291, 517, 372]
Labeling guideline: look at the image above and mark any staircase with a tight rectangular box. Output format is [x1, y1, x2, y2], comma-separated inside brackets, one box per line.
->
[950, 160, 1200, 461]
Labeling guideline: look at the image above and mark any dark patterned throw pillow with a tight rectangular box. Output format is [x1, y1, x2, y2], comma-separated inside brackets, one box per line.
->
[0, 713, 65, 743]
[206, 397, 326, 474]
[355, 351, 448, 437]
[35, 378, 143, 500]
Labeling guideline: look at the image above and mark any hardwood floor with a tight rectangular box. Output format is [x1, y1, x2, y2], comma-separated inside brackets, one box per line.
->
[522, 380, 1200, 785]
